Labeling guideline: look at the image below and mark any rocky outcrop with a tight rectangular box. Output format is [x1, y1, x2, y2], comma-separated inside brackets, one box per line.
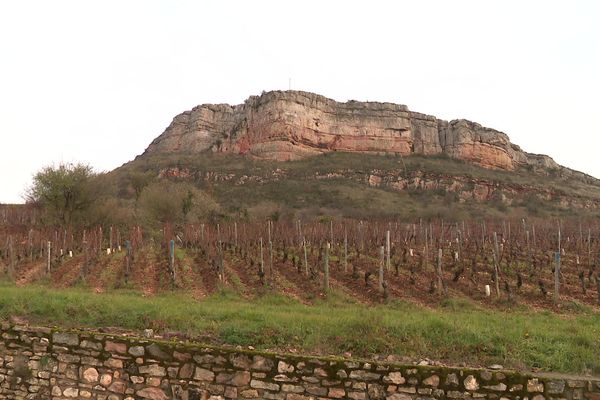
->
[144, 91, 567, 173]
[155, 165, 600, 211]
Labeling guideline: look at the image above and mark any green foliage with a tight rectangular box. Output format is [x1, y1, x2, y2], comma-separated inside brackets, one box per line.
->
[39, 355, 51, 367]
[0, 283, 599, 374]
[26, 163, 97, 226]
[128, 171, 154, 202]
[138, 181, 219, 228]
[86, 197, 134, 228]
[181, 190, 194, 222]
[26, 151, 600, 226]
[520, 195, 548, 216]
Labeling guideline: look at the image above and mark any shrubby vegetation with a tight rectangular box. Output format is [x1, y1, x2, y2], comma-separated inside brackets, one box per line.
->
[138, 181, 220, 227]
[22, 152, 600, 231]
[23, 162, 218, 232]
[25, 163, 98, 226]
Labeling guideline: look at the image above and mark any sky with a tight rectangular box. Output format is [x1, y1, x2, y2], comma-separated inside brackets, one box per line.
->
[1, 1, 599, 203]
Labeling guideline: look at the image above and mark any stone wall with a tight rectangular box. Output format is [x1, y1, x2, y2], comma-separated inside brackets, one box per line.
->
[1, 322, 599, 400]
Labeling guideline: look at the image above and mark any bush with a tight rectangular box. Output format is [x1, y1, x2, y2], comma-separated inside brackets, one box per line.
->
[138, 181, 220, 228]
[25, 163, 98, 227]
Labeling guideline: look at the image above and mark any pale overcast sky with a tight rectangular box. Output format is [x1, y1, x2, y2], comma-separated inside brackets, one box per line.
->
[1, 1, 599, 203]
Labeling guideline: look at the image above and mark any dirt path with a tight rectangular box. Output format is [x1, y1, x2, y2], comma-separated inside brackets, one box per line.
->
[86, 253, 125, 293]
[222, 262, 251, 298]
[273, 258, 324, 303]
[15, 260, 46, 286]
[192, 250, 220, 297]
[175, 248, 208, 300]
[51, 255, 85, 287]
[225, 256, 260, 298]
[130, 249, 161, 297]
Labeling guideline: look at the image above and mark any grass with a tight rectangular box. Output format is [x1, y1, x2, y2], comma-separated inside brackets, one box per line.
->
[98, 252, 125, 288]
[0, 281, 598, 374]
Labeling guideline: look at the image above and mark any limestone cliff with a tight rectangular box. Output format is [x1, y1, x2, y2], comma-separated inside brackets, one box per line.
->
[143, 91, 572, 174]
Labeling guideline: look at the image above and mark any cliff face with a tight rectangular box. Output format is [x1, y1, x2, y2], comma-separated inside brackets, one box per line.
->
[144, 91, 561, 172]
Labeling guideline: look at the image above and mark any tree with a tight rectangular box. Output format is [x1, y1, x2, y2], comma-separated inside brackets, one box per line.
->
[181, 189, 194, 222]
[129, 171, 154, 204]
[25, 163, 96, 226]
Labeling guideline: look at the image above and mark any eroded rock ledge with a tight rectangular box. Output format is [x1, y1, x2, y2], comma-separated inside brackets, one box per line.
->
[144, 91, 565, 173]
[1, 322, 599, 400]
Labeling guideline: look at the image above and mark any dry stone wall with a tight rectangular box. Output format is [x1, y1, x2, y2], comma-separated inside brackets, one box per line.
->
[1, 322, 599, 400]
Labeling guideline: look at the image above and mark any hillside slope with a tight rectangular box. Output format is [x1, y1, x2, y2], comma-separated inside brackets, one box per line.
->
[112, 152, 600, 219]
[108, 91, 600, 219]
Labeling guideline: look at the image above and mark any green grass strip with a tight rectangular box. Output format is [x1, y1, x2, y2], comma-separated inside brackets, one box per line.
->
[0, 282, 598, 374]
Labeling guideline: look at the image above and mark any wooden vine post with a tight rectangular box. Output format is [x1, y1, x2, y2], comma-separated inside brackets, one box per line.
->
[47, 241, 51, 274]
[302, 237, 309, 277]
[436, 248, 447, 296]
[218, 245, 225, 284]
[169, 239, 176, 286]
[234, 222, 238, 248]
[424, 227, 429, 271]
[28, 229, 33, 262]
[358, 221, 364, 255]
[343, 226, 348, 274]
[98, 227, 103, 255]
[260, 237, 265, 285]
[492, 232, 500, 297]
[378, 245, 385, 293]
[82, 231, 88, 276]
[588, 229, 591, 270]
[386, 230, 391, 272]
[323, 242, 330, 293]
[330, 220, 334, 247]
[125, 240, 131, 285]
[526, 230, 531, 269]
[554, 223, 561, 306]
[8, 236, 15, 277]
[456, 227, 462, 263]
[268, 220, 273, 285]
[481, 221, 486, 249]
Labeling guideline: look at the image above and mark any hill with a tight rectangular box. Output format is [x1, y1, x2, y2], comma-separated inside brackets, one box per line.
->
[104, 90, 600, 220]
[3, 92, 600, 376]
[109, 151, 600, 220]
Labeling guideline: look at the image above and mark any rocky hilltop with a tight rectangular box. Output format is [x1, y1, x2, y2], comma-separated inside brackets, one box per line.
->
[145, 90, 578, 176]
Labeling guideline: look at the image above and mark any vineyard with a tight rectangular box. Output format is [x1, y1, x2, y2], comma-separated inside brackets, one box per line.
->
[2, 205, 600, 310]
